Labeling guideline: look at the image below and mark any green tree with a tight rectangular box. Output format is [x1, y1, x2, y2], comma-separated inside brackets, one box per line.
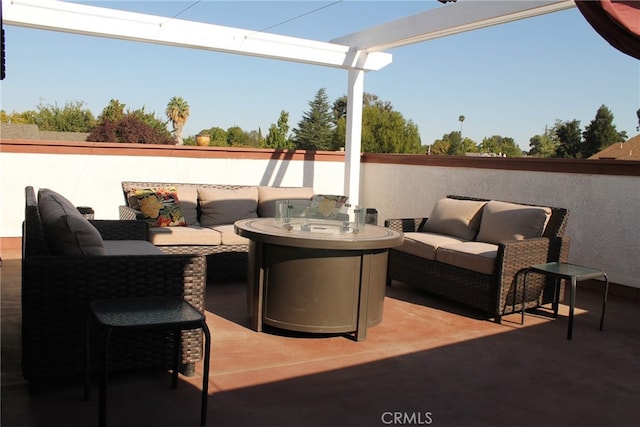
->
[1, 109, 38, 124]
[554, 119, 583, 158]
[264, 110, 293, 149]
[528, 126, 558, 157]
[246, 129, 263, 147]
[582, 104, 627, 158]
[99, 99, 125, 123]
[226, 125, 249, 146]
[293, 88, 335, 150]
[165, 96, 190, 145]
[431, 131, 477, 155]
[332, 93, 422, 153]
[479, 135, 522, 157]
[29, 100, 96, 132]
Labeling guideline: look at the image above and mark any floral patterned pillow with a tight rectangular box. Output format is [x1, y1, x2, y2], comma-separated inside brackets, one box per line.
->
[133, 187, 187, 227]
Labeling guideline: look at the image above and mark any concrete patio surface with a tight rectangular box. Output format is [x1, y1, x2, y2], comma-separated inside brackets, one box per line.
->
[2, 248, 639, 427]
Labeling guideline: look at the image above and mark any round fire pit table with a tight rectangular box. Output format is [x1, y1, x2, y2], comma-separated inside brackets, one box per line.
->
[234, 217, 403, 341]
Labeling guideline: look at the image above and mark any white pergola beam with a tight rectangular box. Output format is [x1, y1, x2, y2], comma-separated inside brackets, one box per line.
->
[332, 0, 576, 52]
[2, 0, 392, 71]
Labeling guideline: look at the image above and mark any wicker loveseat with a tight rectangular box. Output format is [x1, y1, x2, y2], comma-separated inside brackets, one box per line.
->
[119, 181, 315, 282]
[22, 186, 207, 387]
[385, 195, 570, 323]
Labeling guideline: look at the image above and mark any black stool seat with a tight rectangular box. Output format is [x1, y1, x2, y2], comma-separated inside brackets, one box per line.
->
[85, 296, 211, 426]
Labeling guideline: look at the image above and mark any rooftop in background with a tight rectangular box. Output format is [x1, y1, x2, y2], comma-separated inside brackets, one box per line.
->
[589, 134, 640, 160]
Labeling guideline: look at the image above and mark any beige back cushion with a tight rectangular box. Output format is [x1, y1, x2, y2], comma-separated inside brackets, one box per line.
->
[38, 188, 106, 256]
[257, 186, 314, 217]
[198, 186, 259, 227]
[476, 200, 551, 244]
[422, 198, 487, 240]
[175, 185, 199, 226]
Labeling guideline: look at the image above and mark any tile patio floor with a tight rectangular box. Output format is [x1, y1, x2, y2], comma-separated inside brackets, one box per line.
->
[1, 248, 639, 427]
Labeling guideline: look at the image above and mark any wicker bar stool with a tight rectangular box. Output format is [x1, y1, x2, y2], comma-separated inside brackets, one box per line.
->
[84, 296, 211, 426]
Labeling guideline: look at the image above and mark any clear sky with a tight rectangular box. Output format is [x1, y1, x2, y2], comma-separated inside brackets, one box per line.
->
[1, 1, 638, 151]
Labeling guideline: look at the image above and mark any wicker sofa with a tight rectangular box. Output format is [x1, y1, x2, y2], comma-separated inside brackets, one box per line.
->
[385, 195, 570, 323]
[119, 181, 315, 282]
[22, 186, 207, 387]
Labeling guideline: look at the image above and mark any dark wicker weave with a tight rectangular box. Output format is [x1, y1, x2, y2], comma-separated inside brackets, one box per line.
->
[385, 195, 570, 323]
[22, 186, 207, 386]
[120, 181, 259, 282]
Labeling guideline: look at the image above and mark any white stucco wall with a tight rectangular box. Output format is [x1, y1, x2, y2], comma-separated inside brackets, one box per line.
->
[0, 151, 345, 235]
[2, 149, 638, 288]
[361, 163, 640, 288]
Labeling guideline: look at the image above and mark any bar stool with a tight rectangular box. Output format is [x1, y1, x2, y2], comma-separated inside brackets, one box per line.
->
[85, 296, 211, 426]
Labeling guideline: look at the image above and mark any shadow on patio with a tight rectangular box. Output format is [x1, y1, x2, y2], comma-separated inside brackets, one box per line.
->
[2, 251, 639, 427]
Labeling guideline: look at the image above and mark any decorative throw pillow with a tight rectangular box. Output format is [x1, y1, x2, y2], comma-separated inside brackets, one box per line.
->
[133, 187, 187, 227]
[37, 188, 106, 256]
[423, 198, 487, 240]
[476, 200, 552, 244]
[198, 186, 259, 227]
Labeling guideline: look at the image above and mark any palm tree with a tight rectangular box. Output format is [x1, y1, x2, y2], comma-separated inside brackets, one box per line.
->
[458, 115, 465, 138]
[166, 97, 190, 145]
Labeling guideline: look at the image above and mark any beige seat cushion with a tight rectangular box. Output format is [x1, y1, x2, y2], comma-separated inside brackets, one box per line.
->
[258, 186, 314, 217]
[103, 240, 164, 256]
[435, 242, 498, 275]
[395, 232, 468, 260]
[209, 224, 249, 245]
[198, 186, 259, 227]
[149, 226, 222, 246]
[476, 200, 551, 244]
[38, 188, 106, 256]
[422, 198, 487, 240]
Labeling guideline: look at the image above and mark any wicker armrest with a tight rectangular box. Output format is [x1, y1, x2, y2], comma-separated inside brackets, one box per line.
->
[119, 205, 144, 221]
[21, 253, 207, 381]
[496, 236, 570, 308]
[498, 236, 570, 275]
[89, 219, 149, 241]
[384, 217, 428, 233]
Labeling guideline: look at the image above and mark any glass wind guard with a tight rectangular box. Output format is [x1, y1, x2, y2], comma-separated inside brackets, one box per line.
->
[275, 200, 366, 234]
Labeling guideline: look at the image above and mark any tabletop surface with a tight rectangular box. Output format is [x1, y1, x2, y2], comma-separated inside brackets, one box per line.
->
[234, 217, 404, 250]
[91, 296, 204, 328]
[529, 262, 606, 280]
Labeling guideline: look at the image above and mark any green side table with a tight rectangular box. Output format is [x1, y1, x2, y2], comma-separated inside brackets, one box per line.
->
[85, 296, 211, 426]
[524, 262, 609, 340]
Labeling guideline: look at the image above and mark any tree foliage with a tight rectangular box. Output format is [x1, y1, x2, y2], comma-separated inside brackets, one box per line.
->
[2, 100, 96, 132]
[99, 99, 126, 123]
[88, 100, 173, 144]
[331, 93, 422, 153]
[479, 135, 522, 157]
[431, 131, 477, 155]
[554, 119, 583, 158]
[582, 104, 627, 158]
[166, 96, 190, 145]
[263, 110, 293, 149]
[528, 127, 558, 157]
[293, 88, 335, 150]
[226, 126, 250, 147]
